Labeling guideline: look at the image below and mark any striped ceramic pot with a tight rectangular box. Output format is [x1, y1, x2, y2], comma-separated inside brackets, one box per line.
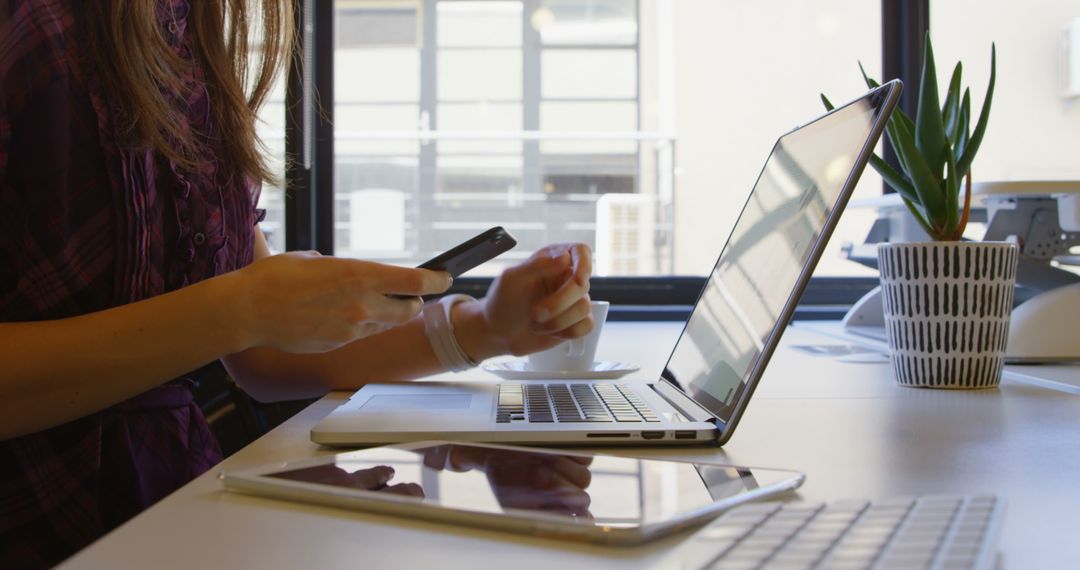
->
[877, 242, 1019, 389]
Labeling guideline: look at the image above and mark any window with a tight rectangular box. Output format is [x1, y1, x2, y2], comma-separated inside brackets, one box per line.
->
[337, 5, 420, 47]
[323, 0, 884, 283]
[332, 0, 648, 275]
[254, 30, 289, 253]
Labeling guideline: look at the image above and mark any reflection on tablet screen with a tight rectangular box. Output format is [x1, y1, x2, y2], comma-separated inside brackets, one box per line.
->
[266, 444, 779, 527]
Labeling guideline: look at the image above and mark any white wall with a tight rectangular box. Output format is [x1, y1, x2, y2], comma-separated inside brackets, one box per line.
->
[665, 0, 882, 275]
[933, 0, 1080, 180]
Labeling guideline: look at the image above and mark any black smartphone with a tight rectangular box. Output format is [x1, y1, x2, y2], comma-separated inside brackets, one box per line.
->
[417, 226, 517, 278]
[390, 226, 517, 299]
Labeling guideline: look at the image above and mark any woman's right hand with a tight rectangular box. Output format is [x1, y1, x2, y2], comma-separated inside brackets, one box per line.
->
[234, 251, 452, 353]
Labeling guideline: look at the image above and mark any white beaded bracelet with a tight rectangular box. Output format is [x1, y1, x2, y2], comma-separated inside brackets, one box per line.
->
[422, 294, 481, 372]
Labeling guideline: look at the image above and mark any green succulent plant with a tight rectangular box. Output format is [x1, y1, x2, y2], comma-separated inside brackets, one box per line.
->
[822, 34, 996, 241]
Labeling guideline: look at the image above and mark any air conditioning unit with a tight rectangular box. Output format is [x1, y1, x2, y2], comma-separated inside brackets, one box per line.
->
[1064, 18, 1080, 98]
[595, 194, 658, 276]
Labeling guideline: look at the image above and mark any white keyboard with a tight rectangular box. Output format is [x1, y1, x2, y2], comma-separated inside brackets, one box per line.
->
[677, 495, 1003, 570]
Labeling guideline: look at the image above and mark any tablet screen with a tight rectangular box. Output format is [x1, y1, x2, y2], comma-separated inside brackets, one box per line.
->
[261, 443, 797, 528]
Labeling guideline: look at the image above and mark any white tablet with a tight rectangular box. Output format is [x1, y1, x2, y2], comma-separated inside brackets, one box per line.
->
[221, 441, 804, 545]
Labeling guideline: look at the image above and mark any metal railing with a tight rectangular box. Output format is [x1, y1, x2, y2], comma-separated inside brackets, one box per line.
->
[258, 130, 678, 275]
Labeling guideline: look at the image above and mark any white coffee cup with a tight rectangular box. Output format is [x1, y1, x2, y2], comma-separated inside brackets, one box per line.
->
[526, 301, 610, 372]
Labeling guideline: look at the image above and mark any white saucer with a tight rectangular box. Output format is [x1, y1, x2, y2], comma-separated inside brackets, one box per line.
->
[482, 361, 640, 380]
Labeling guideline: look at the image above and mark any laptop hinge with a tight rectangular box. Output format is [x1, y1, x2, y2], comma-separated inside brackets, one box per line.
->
[652, 381, 718, 424]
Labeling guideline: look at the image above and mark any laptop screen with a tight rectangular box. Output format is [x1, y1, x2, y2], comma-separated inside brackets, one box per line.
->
[662, 84, 897, 423]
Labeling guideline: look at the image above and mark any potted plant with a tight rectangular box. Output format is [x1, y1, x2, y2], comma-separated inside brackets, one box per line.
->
[823, 35, 1017, 389]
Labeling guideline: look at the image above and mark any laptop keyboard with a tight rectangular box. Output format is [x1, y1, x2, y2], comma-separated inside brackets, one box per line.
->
[496, 383, 661, 423]
[678, 495, 1002, 570]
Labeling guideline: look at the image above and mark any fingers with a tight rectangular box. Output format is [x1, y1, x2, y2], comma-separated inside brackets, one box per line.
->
[567, 243, 593, 287]
[444, 446, 487, 472]
[511, 249, 570, 283]
[531, 296, 592, 335]
[360, 296, 424, 325]
[422, 445, 451, 471]
[387, 268, 453, 297]
[349, 465, 397, 490]
[554, 315, 594, 340]
[527, 470, 592, 514]
[530, 457, 592, 490]
[532, 247, 592, 325]
[536, 276, 589, 324]
[338, 263, 448, 338]
[379, 482, 425, 498]
[529, 243, 590, 287]
[352, 467, 425, 497]
[354, 263, 452, 297]
[552, 456, 592, 488]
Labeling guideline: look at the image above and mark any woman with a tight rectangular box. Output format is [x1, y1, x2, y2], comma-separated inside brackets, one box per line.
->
[0, 1, 593, 566]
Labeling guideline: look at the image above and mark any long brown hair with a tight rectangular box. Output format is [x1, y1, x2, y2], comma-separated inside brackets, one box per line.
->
[86, 0, 294, 185]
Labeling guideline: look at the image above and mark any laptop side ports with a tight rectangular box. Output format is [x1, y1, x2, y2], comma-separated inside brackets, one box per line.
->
[641, 431, 665, 440]
[674, 430, 697, 440]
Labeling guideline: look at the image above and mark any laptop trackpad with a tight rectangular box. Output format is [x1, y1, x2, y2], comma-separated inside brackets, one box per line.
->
[360, 394, 472, 411]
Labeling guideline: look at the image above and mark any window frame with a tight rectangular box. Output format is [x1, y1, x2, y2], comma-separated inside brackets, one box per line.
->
[284, 0, 928, 317]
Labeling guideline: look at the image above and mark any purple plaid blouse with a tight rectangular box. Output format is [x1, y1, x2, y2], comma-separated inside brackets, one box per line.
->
[0, 1, 263, 566]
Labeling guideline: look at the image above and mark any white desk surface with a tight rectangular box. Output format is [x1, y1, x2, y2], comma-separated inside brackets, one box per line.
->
[62, 322, 1080, 569]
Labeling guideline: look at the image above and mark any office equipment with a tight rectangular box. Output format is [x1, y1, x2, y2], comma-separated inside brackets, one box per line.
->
[1007, 282, 1080, 363]
[525, 300, 610, 372]
[221, 441, 804, 545]
[982, 182, 1080, 362]
[840, 181, 1080, 363]
[481, 362, 640, 380]
[62, 324, 1079, 568]
[415, 226, 517, 278]
[676, 495, 1003, 570]
[311, 81, 902, 447]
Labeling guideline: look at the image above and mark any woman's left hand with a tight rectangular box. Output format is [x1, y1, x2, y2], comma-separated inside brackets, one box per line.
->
[463, 243, 594, 358]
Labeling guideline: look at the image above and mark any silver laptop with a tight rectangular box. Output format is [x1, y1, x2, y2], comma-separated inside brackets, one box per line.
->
[312, 81, 902, 447]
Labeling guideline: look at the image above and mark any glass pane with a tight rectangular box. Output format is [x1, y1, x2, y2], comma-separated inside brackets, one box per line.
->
[439, 49, 522, 101]
[428, 156, 530, 276]
[540, 101, 637, 153]
[332, 0, 651, 271]
[335, 1, 424, 263]
[439, 139, 525, 157]
[542, 49, 636, 99]
[438, 100, 523, 131]
[438, 102, 523, 154]
[438, 155, 524, 196]
[438, 1, 523, 47]
[336, 5, 419, 48]
[336, 103, 420, 133]
[335, 157, 418, 260]
[326, 0, 891, 280]
[336, 49, 420, 103]
[255, 58, 287, 253]
[533, 0, 637, 46]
